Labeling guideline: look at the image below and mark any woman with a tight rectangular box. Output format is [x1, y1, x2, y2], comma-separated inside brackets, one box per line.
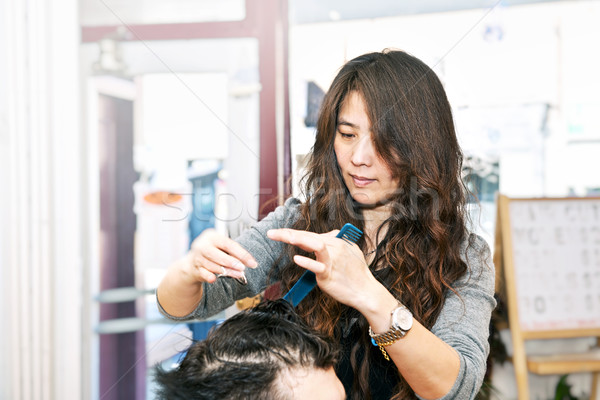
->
[157, 49, 496, 400]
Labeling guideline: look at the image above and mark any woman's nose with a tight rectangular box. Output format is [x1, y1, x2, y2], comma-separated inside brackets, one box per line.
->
[350, 135, 374, 166]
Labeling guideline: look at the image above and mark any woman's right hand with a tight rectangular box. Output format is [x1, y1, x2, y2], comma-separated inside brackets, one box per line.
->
[157, 229, 257, 318]
[185, 228, 258, 284]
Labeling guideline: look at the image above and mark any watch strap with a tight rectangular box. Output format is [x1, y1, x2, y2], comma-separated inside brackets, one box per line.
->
[369, 324, 406, 347]
[368, 303, 411, 361]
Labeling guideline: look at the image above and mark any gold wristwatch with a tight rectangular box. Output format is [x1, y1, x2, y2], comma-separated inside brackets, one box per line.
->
[369, 303, 413, 360]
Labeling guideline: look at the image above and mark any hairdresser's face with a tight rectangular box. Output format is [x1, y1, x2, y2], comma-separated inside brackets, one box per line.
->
[334, 91, 399, 208]
[285, 366, 345, 400]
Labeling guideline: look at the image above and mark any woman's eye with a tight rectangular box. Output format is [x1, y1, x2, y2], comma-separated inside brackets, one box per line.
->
[338, 131, 354, 139]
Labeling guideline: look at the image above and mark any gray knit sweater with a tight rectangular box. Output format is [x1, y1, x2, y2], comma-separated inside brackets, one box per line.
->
[158, 197, 496, 400]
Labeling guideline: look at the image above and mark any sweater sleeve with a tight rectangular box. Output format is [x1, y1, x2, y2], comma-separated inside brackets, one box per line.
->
[160, 197, 301, 321]
[417, 234, 497, 400]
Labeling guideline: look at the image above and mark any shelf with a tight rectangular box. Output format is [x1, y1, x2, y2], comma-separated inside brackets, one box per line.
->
[527, 351, 600, 375]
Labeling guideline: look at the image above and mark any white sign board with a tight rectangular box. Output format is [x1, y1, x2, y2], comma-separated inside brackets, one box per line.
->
[508, 198, 600, 331]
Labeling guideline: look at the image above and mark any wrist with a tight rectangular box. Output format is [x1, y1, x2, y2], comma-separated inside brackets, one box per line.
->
[157, 257, 204, 318]
[354, 280, 400, 332]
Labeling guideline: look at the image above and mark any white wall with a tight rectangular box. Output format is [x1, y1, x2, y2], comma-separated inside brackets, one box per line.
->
[0, 1, 12, 397]
[79, 0, 245, 26]
[0, 0, 83, 399]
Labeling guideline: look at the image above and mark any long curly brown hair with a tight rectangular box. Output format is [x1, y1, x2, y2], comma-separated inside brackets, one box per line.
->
[278, 49, 470, 399]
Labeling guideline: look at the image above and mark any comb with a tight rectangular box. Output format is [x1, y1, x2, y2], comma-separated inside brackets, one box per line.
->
[282, 223, 363, 307]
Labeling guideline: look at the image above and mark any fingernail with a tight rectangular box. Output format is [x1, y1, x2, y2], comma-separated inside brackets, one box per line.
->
[235, 273, 248, 285]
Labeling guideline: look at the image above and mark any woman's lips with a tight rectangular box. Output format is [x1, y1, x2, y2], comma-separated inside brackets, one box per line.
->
[351, 174, 375, 187]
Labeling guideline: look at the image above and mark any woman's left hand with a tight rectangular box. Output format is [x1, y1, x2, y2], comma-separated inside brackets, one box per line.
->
[266, 228, 381, 309]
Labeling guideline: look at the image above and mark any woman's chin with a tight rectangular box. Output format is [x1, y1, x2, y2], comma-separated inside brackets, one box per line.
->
[352, 195, 380, 208]
[351, 193, 373, 204]
[352, 194, 395, 210]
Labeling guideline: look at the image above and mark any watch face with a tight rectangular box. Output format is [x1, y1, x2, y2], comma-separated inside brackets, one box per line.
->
[393, 307, 413, 331]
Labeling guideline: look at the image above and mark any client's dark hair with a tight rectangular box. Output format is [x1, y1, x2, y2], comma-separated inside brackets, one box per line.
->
[153, 299, 340, 400]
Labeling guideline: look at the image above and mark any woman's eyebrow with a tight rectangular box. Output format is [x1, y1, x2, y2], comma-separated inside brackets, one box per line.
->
[337, 119, 359, 128]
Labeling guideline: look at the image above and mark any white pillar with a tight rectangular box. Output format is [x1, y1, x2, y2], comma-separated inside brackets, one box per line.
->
[0, 0, 84, 399]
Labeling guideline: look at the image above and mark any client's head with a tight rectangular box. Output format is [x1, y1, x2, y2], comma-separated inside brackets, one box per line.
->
[153, 299, 345, 400]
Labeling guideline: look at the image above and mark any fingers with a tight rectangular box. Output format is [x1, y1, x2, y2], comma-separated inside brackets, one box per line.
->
[269, 228, 374, 309]
[182, 253, 219, 284]
[195, 231, 257, 268]
[267, 229, 328, 255]
[267, 228, 357, 255]
[268, 228, 357, 273]
[268, 228, 364, 276]
[192, 253, 245, 282]
[211, 235, 258, 269]
[201, 245, 248, 273]
[293, 254, 327, 275]
[189, 232, 257, 284]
